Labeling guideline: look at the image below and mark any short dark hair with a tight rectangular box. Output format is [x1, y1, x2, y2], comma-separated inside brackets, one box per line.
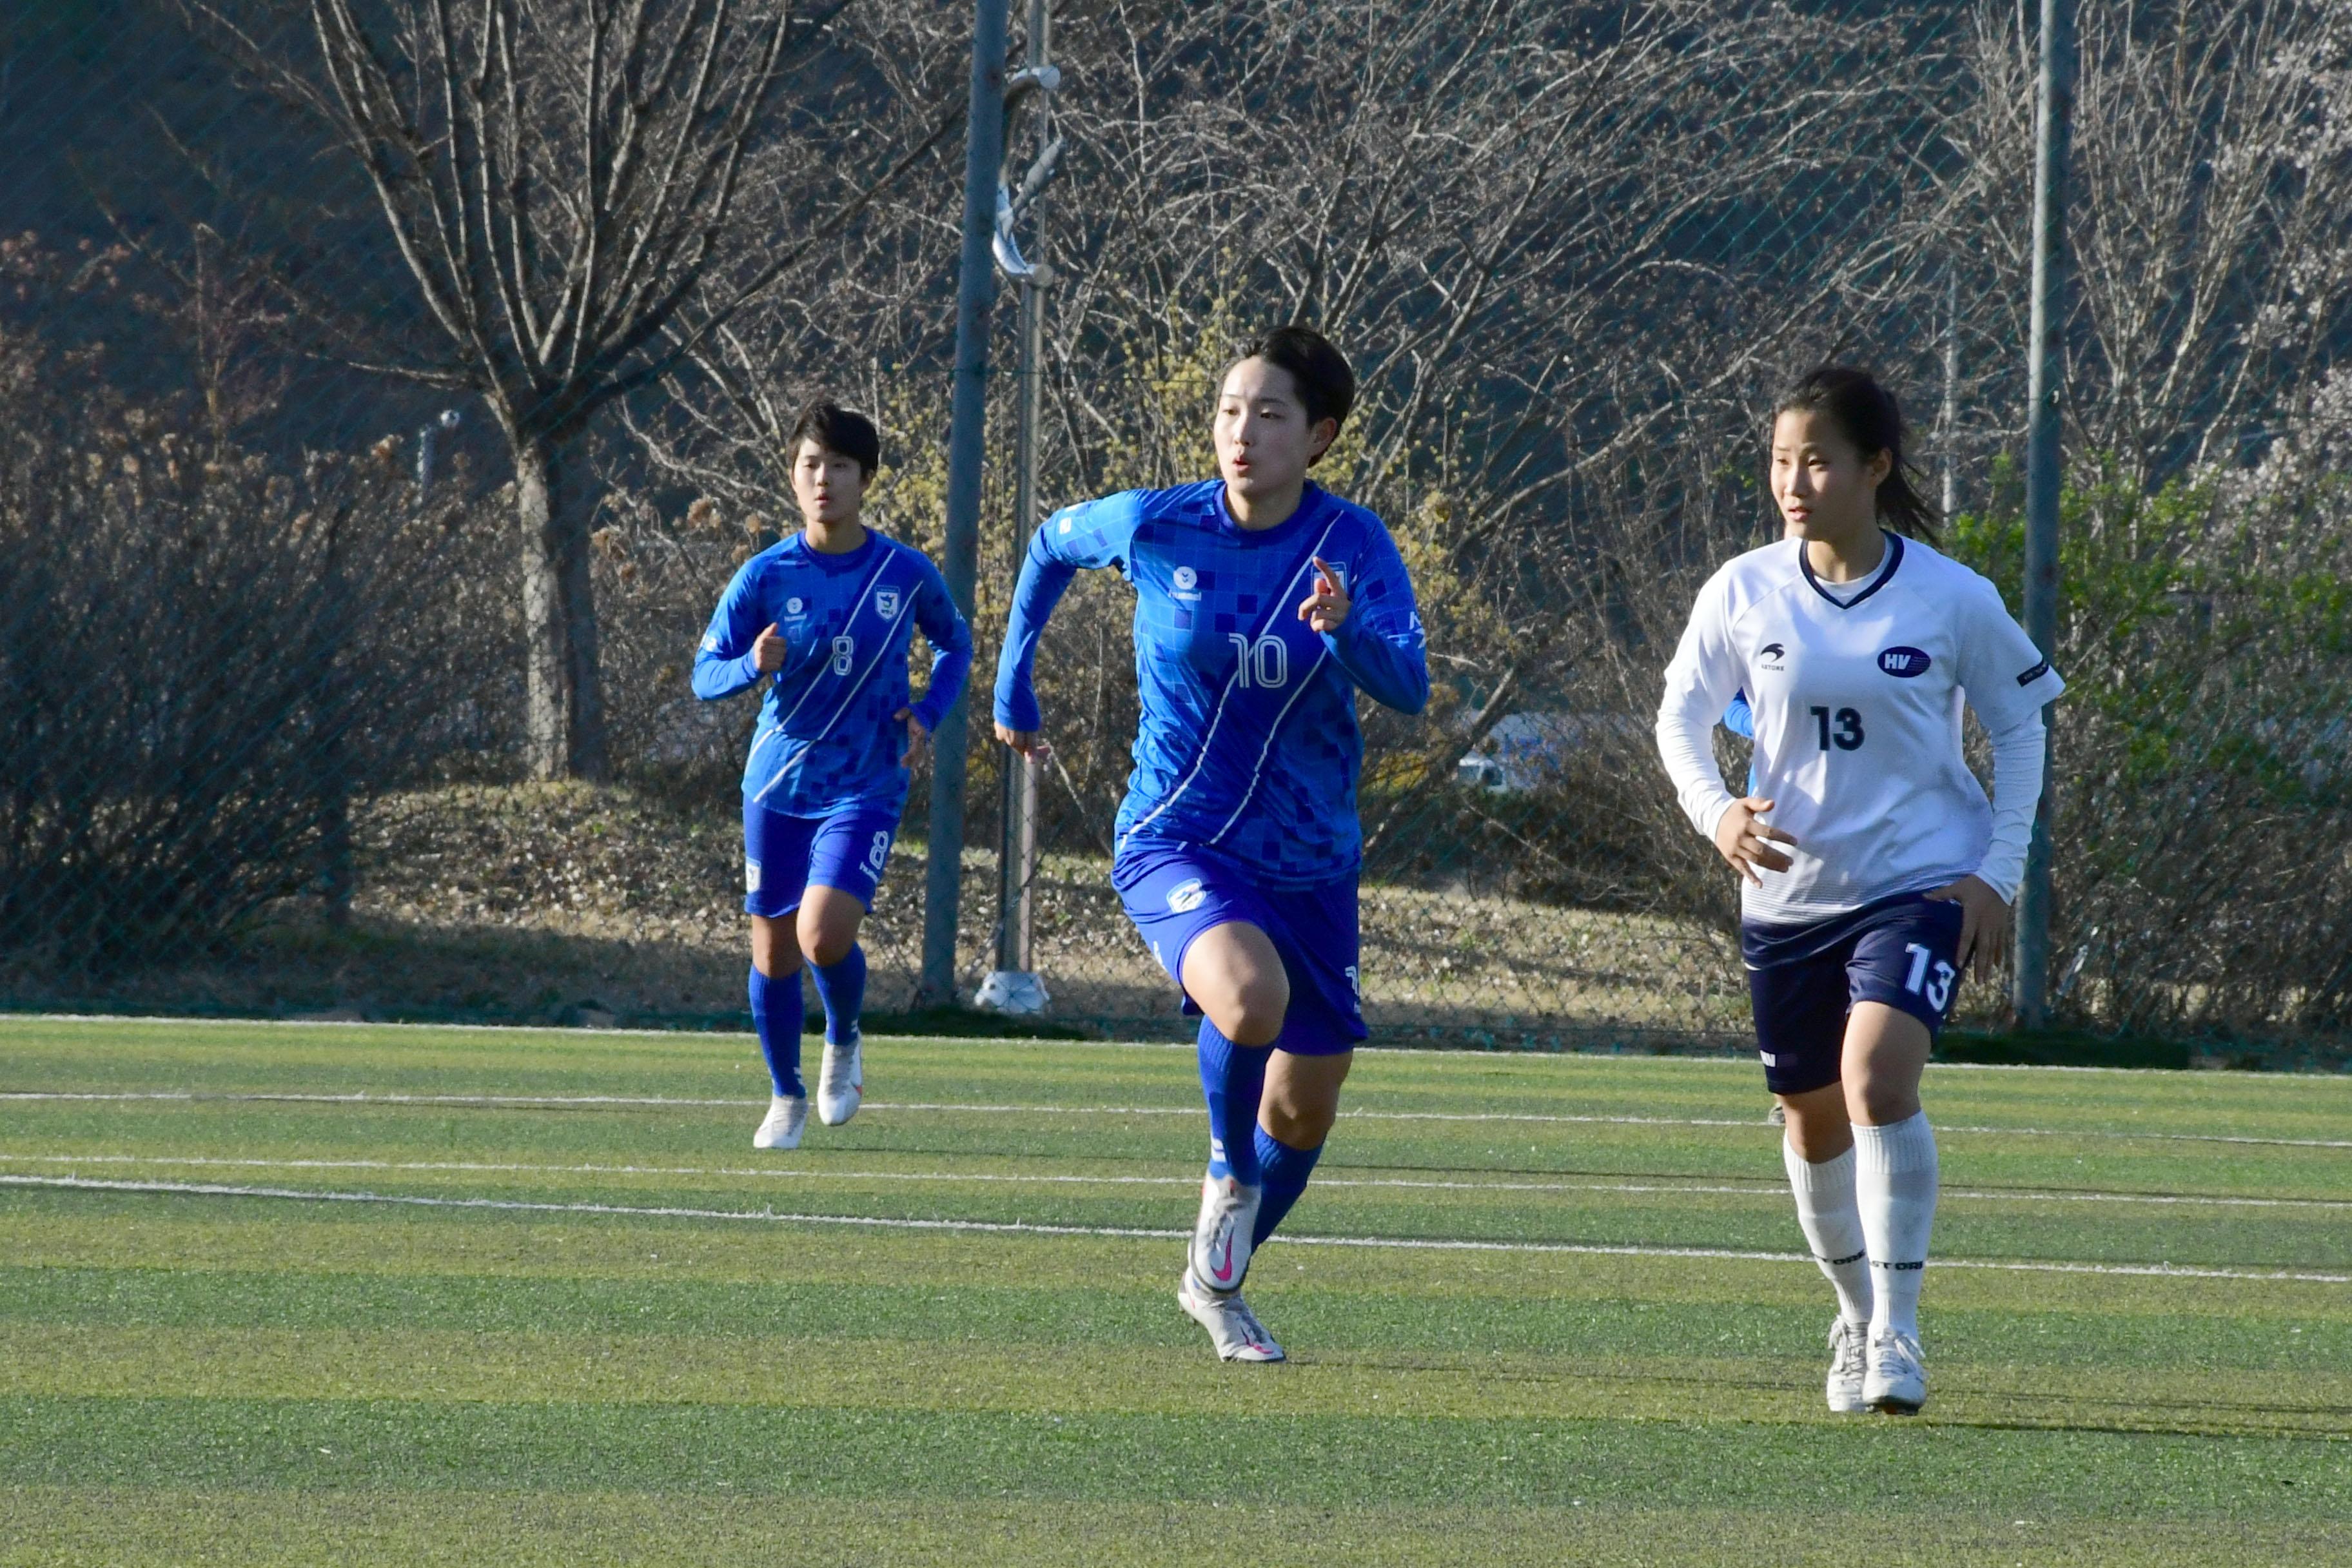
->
[1234, 325, 1355, 433]
[787, 400, 881, 479]
[1773, 364, 1939, 544]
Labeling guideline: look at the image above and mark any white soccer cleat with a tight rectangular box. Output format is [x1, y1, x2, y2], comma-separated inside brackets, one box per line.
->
[1864, 1328, 1927, 1414]
[816, 1030, 863, 1126]
[1825, 1317, 1870, 1413]
[1177, 1268, 1284, 1363]
[1190, 1172, 1263, 1295]
[752, 1094, 807, 1151]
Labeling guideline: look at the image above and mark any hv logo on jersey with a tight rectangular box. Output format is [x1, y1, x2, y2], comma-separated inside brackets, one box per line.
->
[1878, 645, 1932, 678]
[876, 589, 901, 619]
[1166, 878, 1207, 914]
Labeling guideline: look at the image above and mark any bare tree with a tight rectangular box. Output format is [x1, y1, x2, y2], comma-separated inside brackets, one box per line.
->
[181, 0, 903, 779]
[1945, 0, 2352, 493]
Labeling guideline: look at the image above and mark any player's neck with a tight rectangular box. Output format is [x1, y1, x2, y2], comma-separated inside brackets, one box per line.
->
[1802, 522, 1887, 584]
[1222, 478, 1308, 533]
[801, 516, 867, 555]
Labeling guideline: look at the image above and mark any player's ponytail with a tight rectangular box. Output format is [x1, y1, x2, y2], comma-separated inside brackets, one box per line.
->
[1774, 365, 1939, 544]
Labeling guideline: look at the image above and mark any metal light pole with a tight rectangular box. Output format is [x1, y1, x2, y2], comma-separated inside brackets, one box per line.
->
[916, 0, 1013, 1010]
[1939, 268, 1959, 520]
[2015, 0, 2074, 1030]
[976, 0, 1062, 1017]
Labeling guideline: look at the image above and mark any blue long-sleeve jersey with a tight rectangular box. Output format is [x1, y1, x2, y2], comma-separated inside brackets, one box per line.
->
[995, 479, 1429, 887]
[695, 529, 973, 817]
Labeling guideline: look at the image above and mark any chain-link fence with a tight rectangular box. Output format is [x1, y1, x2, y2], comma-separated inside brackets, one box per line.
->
[6, 1, 2351, 1050]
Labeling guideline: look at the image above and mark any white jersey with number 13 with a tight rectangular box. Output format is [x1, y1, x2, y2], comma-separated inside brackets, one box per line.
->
[1656, 533, 2066, 925]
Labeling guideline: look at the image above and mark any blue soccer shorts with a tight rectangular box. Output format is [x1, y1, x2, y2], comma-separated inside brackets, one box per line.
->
[1740, 892, 1966, 1096]
[742, 798, 901, 918]
[1113, 843, 1367, 1057]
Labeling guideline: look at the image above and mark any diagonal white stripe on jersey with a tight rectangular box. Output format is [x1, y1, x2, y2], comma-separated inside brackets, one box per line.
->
[1207, 645, 1333, 846]
[1117, 518, 1338, 853]
[749, 554, 898, 807]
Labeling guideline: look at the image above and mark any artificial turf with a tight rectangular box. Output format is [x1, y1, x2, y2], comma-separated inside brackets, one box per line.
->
[1, 1016, 2346, 1565]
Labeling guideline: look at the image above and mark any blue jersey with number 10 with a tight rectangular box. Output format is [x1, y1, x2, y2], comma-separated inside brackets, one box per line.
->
[694, 530, 972, 817]
[995, 479, 1429, 888]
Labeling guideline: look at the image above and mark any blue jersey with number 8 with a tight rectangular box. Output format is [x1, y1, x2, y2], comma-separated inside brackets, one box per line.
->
[694, 530, 972, 817]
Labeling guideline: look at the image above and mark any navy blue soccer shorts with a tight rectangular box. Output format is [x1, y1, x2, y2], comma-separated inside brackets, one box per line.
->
[1740, 892, 1966, 1096]
[741, 798, 901, 919]
[1113, 843, 1367, 1057]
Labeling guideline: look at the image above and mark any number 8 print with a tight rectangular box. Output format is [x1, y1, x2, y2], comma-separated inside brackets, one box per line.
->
[830, 634, 855, 676]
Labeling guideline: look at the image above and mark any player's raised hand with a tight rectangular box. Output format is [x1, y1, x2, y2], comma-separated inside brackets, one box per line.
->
[1926, 874, 2010, 983]
[752, 622, 787, 674]
[1713, 796, 1798, 887]
[994, 721, 1050, 760]
[895, 707, 931, 768]
[1297, 556, 1351, 633]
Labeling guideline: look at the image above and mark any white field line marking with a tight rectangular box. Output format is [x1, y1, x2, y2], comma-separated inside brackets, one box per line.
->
[6, 1090, 2350, 1150]
[7, 1172, 2347, 1285]
[19, 1015, 2352, 1081]
[3, 1151, 2347, 1211]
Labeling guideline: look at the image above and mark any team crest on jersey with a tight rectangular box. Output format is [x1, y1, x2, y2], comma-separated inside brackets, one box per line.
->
[1166, 877, 1207, 914]
[1878, 645, 1932, 678]
[744, 858, 761, 893]
[876, 588, 901, 619]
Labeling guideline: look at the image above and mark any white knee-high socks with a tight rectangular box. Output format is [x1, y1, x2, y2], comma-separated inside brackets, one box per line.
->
[1852, 1112, 1939, 1338]
[1781, 1139, 1873, 1327]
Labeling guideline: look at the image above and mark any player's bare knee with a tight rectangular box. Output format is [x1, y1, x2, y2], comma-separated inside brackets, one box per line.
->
[750, 918, 801, 978]
[1260, 1095, 1333, 1150]
[801, 926, 855, 968]
[1779, 1096, 1852, 1162]
[1850, 1078, 1921, 1128]
[1225, 972, 1289, 1046]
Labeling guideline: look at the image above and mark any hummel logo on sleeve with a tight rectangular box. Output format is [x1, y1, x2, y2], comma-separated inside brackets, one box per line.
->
[2015, 656, 2053, 687]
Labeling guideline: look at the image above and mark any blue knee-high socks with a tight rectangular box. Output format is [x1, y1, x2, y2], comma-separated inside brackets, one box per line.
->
[1198, 1020, 1271, 1185]
[748, 966, 805, 1097]
[809, 944, 867, 1044]
[1198, 1019, 1327, 1245]
[1251, 1126, 1324, 1246]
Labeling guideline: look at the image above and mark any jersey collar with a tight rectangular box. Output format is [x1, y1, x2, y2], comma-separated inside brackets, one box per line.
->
[1798, 530, 1903, 609]
[1213, 478, 1330, 544]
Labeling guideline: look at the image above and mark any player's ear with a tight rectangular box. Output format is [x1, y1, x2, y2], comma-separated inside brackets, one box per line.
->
[1305, 416, 1339, 467]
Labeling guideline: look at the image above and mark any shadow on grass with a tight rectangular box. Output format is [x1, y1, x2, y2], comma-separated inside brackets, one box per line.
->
[3, 910, 2336, 1070]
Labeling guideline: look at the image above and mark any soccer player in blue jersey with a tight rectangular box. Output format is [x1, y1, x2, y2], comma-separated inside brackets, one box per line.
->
[994, 327, 1430, 1361]
[694, 402, 973, 1150]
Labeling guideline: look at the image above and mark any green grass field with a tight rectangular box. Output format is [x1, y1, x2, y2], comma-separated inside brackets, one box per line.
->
[2, 1016, 2347, 1565]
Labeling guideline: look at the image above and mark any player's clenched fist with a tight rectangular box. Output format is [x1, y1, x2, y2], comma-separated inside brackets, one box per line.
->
[752, 622, 787, 674]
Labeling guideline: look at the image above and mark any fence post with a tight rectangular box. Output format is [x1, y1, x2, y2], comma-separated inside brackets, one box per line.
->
[917, 0, 1012, 1010]
[2015, 0, 2074, 1030]
[977, 0, 1058, 1017]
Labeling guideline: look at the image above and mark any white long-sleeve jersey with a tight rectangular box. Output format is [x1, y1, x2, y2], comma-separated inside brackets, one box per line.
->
[1655, 533, 2065, 924]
